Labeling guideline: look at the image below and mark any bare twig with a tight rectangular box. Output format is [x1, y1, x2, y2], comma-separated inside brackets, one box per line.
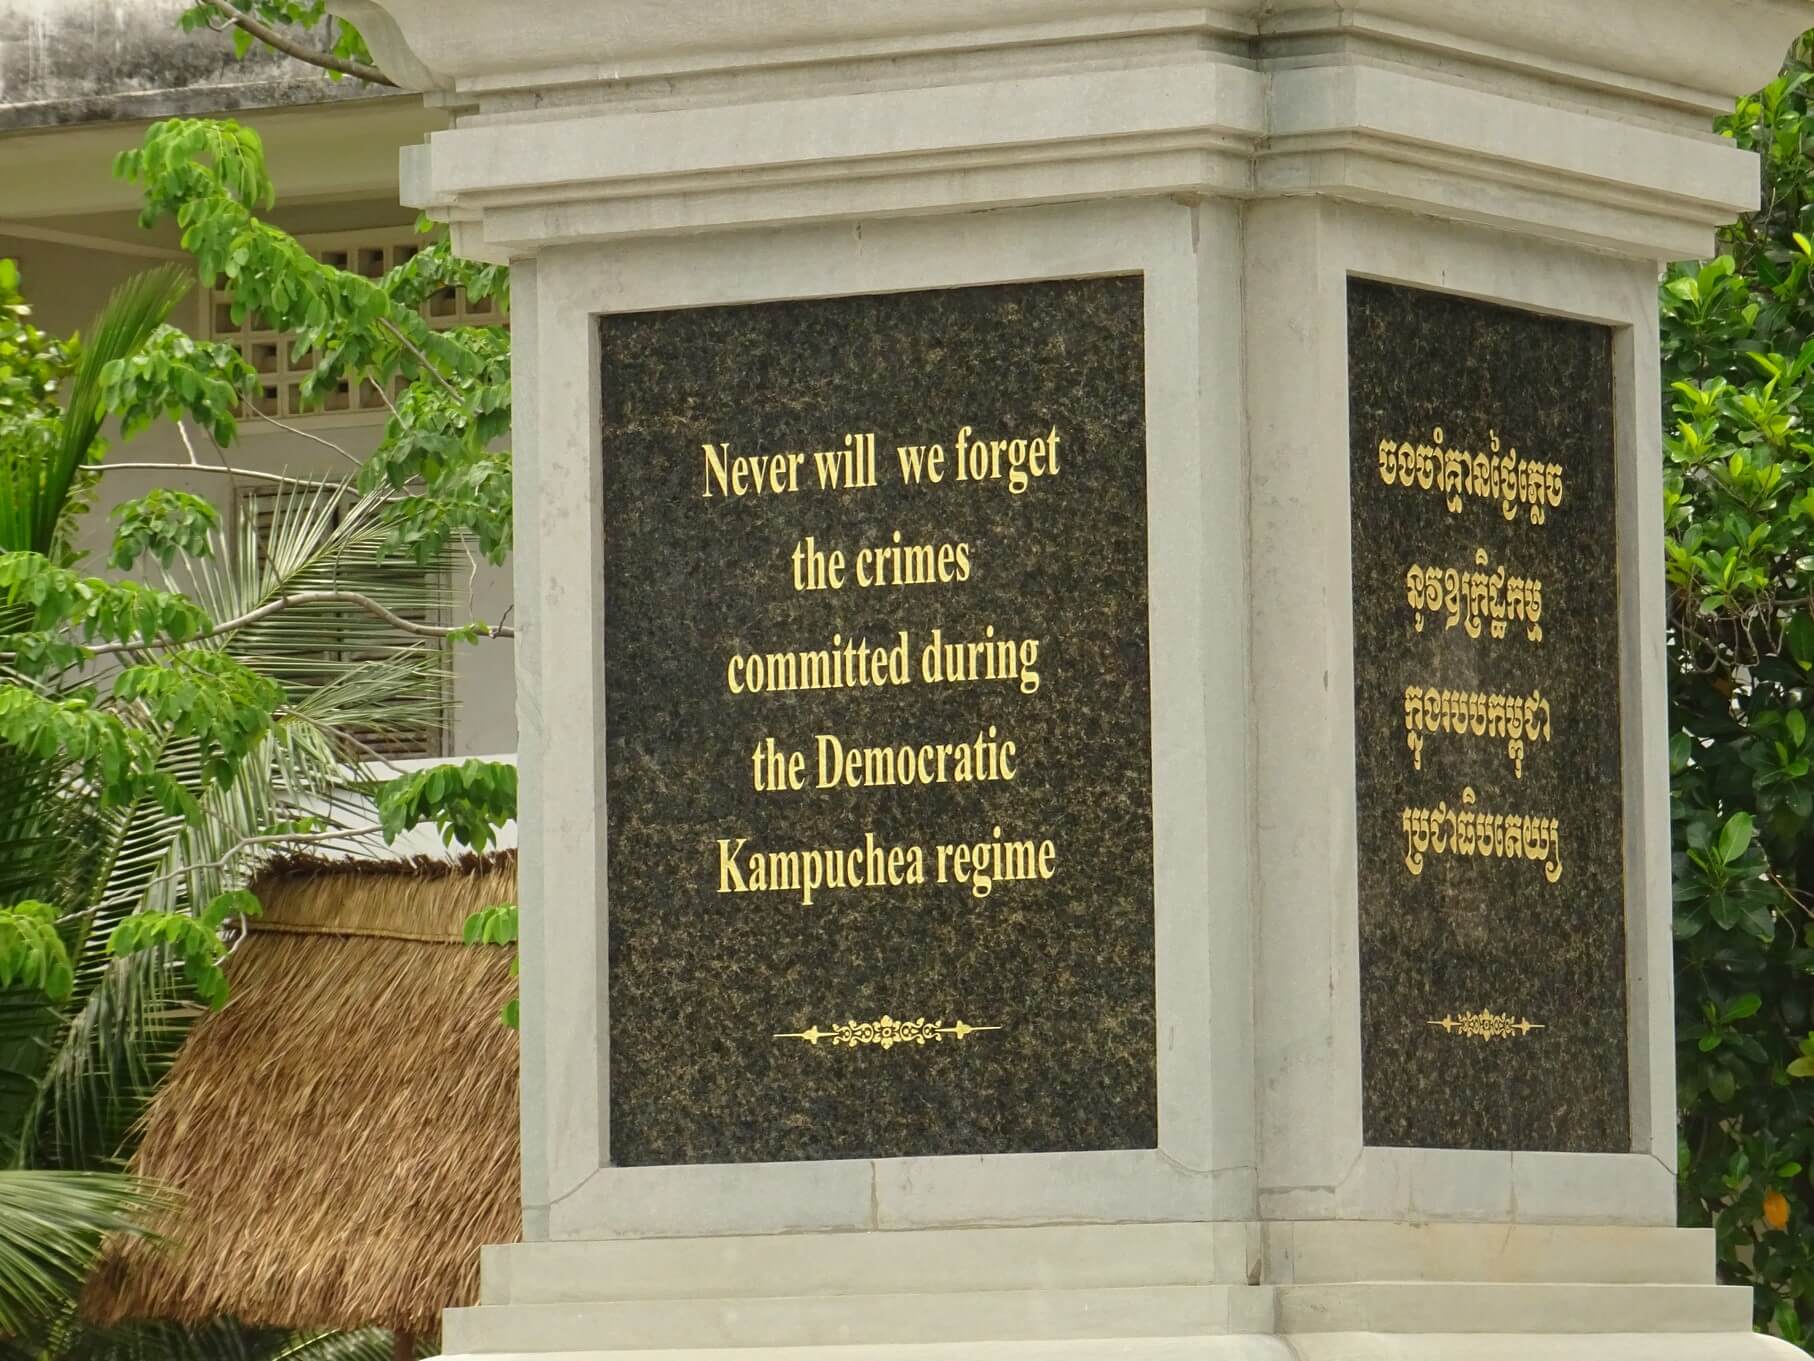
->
[98, 461, 336, 490]
[318, 720, 416, 777]
[379, 317, 470, 407]
[200, 2, 397, 87]
[462, 537, 482, 612]
[175, 419, 203, 468]
[247, 405, 364, 468]
[1766, 868, 1814, 918]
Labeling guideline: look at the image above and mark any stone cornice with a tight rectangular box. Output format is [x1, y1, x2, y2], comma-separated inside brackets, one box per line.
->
[340, 0, 1813, 261]
[338, 0, 1807, 105]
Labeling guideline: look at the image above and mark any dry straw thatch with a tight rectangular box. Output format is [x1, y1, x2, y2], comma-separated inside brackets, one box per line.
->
[87, 852, 520, 1338]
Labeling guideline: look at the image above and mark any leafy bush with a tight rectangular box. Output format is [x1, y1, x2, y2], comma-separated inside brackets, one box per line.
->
[0, 115, 521, 1343]
[1666, 43, 1814, 1349]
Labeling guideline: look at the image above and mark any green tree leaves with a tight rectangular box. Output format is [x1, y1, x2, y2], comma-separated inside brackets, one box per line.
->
[0, 258, 72, 421]
[115, 119, 514, 568]
[108, 489, 222, 572]
[115, 654, 286, 790]
[0, 114, 516, 1351]
[0, 551, 211, 653]
[112, 119, 274, 229]
[1677, 811, 1780, 941]
[0, 236, 494, 1189]
[0, 902, 73, 1002]
[108, 891, 261, 1009]
[376, 759, 517, 853]
[100, 325, 259, 448]
[461, 901, 519, 1027]
[1668, 40, 1814, 1348]
[0, 690, 155, 798]
[384, 760, 523, 1028]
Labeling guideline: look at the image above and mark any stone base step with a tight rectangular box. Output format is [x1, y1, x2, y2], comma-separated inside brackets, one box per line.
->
[444, 1285, 1274, 1352]
[437, 1332, 1802, 1361]
[445, 1282, 1753, 1353]
[1275, 1282, 1753, 1334]
[481, 1224, 1257, 1306]
[1267, 1223, 1713, 1286]
[479, 1223, 1716, 1307]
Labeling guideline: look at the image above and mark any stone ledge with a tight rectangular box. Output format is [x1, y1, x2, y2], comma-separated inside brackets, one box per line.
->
[334, 0, 1806, 115]
[481, 1224, 1260, 1306]
[478, 1223, 1720, 1308]
[1275, 1283, 1753, 1335]
[444, 1285, 1277, 1353]
[441, 1281, 1769, 1353]
[435, 1344, 1802, 1361]
[1263, 1222, 1713, 1286]
[387, 29, 1772, 261]
[455, 1225, 1748, 1351]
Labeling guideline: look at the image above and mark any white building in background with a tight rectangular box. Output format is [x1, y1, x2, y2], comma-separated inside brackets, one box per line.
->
[0, 0, 515, 758]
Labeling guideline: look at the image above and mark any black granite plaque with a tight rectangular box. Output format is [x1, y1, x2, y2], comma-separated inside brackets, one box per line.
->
[601, 277, 1156, 1166]
[1348, 278, 1629, 1152]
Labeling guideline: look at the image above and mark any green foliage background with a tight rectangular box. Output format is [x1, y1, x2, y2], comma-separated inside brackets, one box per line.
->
[1667, 38, 1814, 1350]
[0, 115, 519, 1354]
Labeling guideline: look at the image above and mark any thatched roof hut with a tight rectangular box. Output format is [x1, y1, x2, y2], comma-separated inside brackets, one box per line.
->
[88, 853, 520, 1339]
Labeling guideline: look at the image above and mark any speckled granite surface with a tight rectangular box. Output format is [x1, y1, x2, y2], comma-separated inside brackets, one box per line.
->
[1348, 278, 1629, 1152]
[600, 277, 1156, 1166]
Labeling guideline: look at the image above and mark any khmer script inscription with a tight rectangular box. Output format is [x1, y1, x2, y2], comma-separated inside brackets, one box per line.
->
[1348, 279, 1629, 1152]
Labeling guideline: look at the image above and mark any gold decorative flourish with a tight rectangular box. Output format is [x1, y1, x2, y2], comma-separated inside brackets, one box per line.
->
[774, 1014, 1002, 1049]
[1427, 1009, 1545, 1041]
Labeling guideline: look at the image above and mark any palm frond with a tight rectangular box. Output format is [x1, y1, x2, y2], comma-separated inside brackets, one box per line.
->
[0, 753, 86, 1167]
[0, 663, 82, 931]
[61, 734, 190, 967]
[0, 1169, 166, 1338]
[36, 1311, 289, 1361]
[188, 480, 451, 768]
[265, 1330, 410, 1361]
[0, 747, 70, 917]
[0, 265, 192, 556]
[24, 954, 193, 1172]
[0, 990, 57, 1167]
[19, 733, 211, 1171]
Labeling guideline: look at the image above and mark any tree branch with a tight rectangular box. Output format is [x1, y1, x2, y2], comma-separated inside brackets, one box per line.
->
[0, 589, 512, 662]
[379, 317, 471, 407]
[225, 590, 512, 643]
[204, 4, 397, 87]
[247, 405, 364, 468]
[98, 461, 336, 489]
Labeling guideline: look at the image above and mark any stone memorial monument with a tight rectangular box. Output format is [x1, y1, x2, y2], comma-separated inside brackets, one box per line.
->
[335, 1, 1813, 1356]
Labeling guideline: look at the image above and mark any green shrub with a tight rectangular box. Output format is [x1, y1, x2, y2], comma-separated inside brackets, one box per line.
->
[1666, 40, 1814, 1349]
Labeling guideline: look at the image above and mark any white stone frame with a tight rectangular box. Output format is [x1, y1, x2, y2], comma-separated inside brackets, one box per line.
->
[1248, 200, 1674, 1227]
[516, 196, 1254, 1241]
